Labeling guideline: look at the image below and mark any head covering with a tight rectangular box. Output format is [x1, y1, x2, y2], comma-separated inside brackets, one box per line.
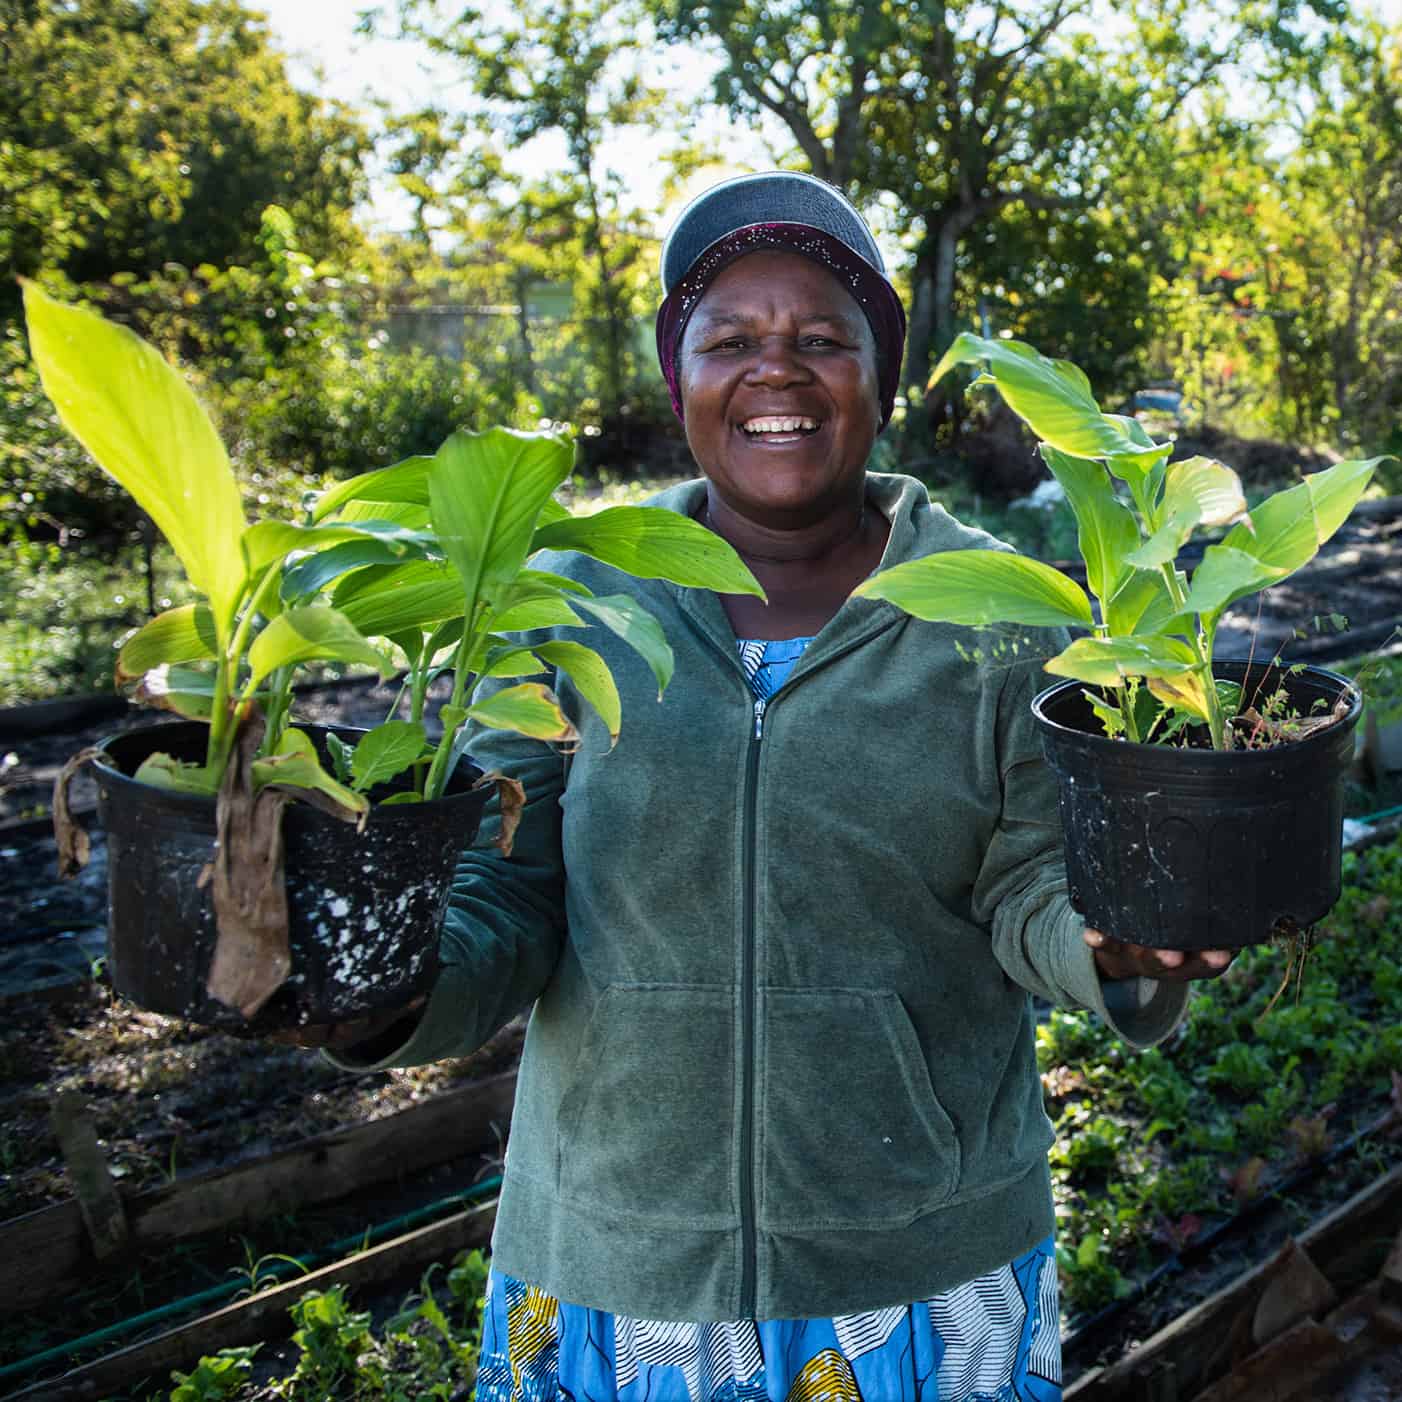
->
[655, 171, 907, 427]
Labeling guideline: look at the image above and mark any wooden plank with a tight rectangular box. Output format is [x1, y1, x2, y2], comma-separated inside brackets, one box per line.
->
[1066, 1162, 1402, 1401]
[10, 1199, 498, 1402]
[48, 1090, 128, 1260]
[0, 1068, 515, 1315]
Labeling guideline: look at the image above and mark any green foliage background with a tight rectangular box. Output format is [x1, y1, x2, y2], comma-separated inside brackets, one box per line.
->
[3, 0, 1402, 703]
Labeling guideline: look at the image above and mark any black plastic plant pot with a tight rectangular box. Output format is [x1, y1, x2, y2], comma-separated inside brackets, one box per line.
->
[92, 721, 489, 1032]
[1031, 660, 1362, 951]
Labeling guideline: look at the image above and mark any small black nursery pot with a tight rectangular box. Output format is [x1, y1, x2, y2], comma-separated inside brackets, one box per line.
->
[1032, 661, 1362, 951]
[93, 722, 490, 1032]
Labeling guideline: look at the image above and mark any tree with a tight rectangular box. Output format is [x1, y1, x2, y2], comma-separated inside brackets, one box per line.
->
[0, 0, 370, 300]
[370, 0, 671, 422]
[656, 0, 1355, 450]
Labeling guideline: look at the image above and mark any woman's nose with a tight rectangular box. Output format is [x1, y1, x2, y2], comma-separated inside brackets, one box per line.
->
[745, 336, 811, 385]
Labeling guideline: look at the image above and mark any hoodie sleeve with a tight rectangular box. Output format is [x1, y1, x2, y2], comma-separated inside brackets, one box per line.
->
[326, 692, 569, 1073]
[971, 653, 1189, 1050]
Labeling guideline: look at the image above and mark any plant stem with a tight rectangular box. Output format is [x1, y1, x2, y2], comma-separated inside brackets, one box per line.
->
[422, 601, 484, 802]
[209, 566, 284, 776]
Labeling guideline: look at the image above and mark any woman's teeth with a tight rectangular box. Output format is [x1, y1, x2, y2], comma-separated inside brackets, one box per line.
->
[741, 416, 820, 438]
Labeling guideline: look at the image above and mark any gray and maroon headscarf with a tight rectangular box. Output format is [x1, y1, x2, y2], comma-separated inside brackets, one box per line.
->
[655, 171, 907, 427]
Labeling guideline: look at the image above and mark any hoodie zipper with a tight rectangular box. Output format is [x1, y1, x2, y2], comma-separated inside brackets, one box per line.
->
[738, 693, 763, 1316]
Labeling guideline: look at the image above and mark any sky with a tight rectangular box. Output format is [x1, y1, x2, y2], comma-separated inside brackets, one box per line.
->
[250, 0, 1402, 238]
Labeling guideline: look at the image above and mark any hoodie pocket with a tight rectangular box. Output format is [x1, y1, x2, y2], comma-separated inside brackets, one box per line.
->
[760, 988, 960, 1230]
[555, 983, 736, 1229]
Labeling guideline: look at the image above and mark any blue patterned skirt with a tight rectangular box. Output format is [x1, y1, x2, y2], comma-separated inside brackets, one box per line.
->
[473, 1237, 1061, 1401]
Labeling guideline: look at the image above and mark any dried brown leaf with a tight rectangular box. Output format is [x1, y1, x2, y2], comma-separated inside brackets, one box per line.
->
[205, 713, 292, 1019]
[52, 747, 106, 878]
[473, 772, 526, 858]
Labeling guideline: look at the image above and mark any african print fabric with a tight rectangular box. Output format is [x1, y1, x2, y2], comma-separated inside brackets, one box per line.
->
[473, 637, 1062, 1400]
[473, 1237, 1061, 1401]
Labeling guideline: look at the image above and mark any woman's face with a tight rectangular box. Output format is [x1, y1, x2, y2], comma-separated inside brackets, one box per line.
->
[677, 250, 882, 530]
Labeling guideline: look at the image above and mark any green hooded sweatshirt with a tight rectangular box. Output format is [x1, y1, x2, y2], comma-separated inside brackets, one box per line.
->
[334, 472, 1187, 1320]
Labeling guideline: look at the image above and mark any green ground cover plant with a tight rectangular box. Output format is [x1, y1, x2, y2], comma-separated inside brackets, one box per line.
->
[1041, 832, 1402, 1314]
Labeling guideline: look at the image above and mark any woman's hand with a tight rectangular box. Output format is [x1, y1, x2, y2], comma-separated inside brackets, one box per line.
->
[269, 996, 427, 1052]
[1083, 929, 1235, 982]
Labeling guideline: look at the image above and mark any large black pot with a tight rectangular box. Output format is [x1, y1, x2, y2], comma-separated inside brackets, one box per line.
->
[1031, 660, 1362, 950]
[92, 721, 490, 1031]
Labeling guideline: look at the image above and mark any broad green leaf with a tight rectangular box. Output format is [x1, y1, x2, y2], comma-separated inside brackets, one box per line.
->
[334, 560, 464, 635]
[535, 640, 622, 744]
[325, 731, 355, 784]
[530, 506, 765, 598]
[248, 520, 435, 589]
[132, 752, 220, 794]
[490, 596, 585, 632]
[1104, 569, 1192, 638]
[439, 704, 468, 732]
[350, 720, 427, 792]
[510, 568, 594, 598]
[930, 333, 1168, 466]
[22, 282, 246, 634]
[466, 681, 579, 743]
[247, 607, 390, 691]
[429, 427, 575, 606]
[327, 498, 431, 530]
[132, 663, 221, 719]
[537, 497, 573, 528]
[379, 791, 423, 805]
[281, 535, 437, 603]
[1212, 457, 1384, 590]
[1045, 634, 1201, 687]
[116, 604, 218, 683]
[310, 455, 435, 522]
[854, 549, 1094, 629]
[1146, 670, 1213, 721]
[251, 728, 367, 818]
[1039, 446, 1139, 607]
[1182, 544, 1292, 624]
[574, 594, 674, 698]
[481, 644, 546, 678]
[1125, 457, 1246, 569]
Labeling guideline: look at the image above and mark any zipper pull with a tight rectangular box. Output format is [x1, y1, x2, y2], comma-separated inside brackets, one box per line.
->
[753, 697, 765, 740]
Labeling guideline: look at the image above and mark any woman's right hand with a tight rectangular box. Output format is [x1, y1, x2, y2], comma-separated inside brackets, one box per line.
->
[269, 995, 427, 1053]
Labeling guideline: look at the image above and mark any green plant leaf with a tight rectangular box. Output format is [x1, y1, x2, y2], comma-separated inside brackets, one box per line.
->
[350, 720, 427, 792]
[251, 728, 368, 818]
[574, 594, 674, 698]
[535, 640, 622, 744]
[132, 664, 223, 719]
[132, 752, 219, 794]
[1045, 634, 1201, 686]
[854, 549, 1094, 628]
[490, 595, 585, 632]
[530, 505, 766, 598]
[930, 333, 1169, 468]
[466, 681, 579, 742]
[334, 561, 464, 635]
[1039, 446, 1139, 607]
[246, 607, 390, 691]
[1198, 458, 1385, 625]
[1125, 457, 1247, 569]
[481, 644, 546, 678]
[325, 731, 354, 785]
[537, 497, 572, 528]
[1180, 544, 1290, 623]
[1103, 570, 1179, 637]
[21, 281, 247, 635]
[280, 534, 438, 602]
[116, 604, 218, 683]
[429, 427, 575, 607]
[310, 455, 435, 522]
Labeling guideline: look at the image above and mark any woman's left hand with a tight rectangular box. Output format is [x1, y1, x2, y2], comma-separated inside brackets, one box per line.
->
[1083, 928, 1236, 982]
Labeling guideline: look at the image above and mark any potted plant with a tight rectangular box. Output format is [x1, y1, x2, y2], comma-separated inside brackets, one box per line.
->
[23, 281, 762, 1029]
[856, 333, 1393, 950]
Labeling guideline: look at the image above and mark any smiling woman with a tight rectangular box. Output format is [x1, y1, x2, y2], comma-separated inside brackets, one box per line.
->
[320, 170, 1238, 1402]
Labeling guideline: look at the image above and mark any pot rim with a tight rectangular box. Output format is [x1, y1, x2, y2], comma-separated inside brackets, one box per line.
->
[1031, 657, 1362, 765]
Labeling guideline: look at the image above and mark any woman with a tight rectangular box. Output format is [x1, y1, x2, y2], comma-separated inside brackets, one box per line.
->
[325, 171, 1234, 1401]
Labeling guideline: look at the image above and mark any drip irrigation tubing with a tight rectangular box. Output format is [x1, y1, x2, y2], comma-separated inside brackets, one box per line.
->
[1060, 1107, 1397, 1362]
[0, 1173, 503, 1391]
